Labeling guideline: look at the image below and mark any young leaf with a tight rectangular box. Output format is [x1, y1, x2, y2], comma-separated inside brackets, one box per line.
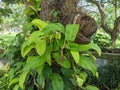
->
[75, 75, 84, 87]
[31, 19, 47, 30]
[70, 50, 79, 64]
[35, 39, 46, 56]
[19, 70, 29, 89]
[78, 55, 97, 76]
[65, 24, 79, 41]
[42, 23, 65, 34]
[52, 73, 64, 90]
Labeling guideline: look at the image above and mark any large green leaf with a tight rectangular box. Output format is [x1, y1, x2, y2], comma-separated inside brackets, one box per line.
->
[21, 31, 43, 57]
[42, 23, 65, 34]
[35, 39, 46, 56]
[66, 42, 101, 56]
[85, 85, 99, 90]
[31, 19, 47, 30]
[19, 70, 29, 89]
[52, 73, 64, 90]
[70, 50, 79, 64]
[65, 24, 79, 41]
[23, 56, 45, 71]
[78, 55, 97, 76]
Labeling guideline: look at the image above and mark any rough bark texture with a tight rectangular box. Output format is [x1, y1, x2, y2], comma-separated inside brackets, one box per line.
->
[40, 0, 97, 44]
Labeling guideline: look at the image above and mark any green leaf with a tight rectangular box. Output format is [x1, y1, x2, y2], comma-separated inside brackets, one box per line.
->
[64, 79, 73, 90]
[61, 68, 73, 77]
[29, 5, 37, 12]
[52, 73, 64, 90]
[43, 64, 52, 79]
[21, 31, 43, 57]
[23, 56, 46, 71]
[53, 53, 71, 68]
[35, 39, 46, 56]
[65, 24, 79, 41]
[56, 57, 71, 68]
[42, 23, 65, 34]
[46, 52, 51, 66]
[37, 74, 45, 88]
[75, 75, 84, 87]
[31, 19, 47, 30]
[79, 72, 87, 82]
[78, 55, 97, 76]
[19, 70, 29, 89]
[66, 42, 101, 56]
[85, 85, 99, 90]
[9, 78, 19, 87]
[21, 43, 35, 58]
[70, 50, 79, 64]
[13, 85, 19, 90]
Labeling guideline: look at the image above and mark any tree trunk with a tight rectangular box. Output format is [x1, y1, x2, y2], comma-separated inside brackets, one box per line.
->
[40, 0, 97, 44]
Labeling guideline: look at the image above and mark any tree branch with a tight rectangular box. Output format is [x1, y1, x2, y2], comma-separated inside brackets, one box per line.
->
[86, 0, 112, 34]
[111, 16, 120, 42]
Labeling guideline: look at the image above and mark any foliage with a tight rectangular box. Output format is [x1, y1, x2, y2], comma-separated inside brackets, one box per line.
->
[92, 32, 112, 47]
[87, 59, 120, 90]
[0, 19, 101, 90]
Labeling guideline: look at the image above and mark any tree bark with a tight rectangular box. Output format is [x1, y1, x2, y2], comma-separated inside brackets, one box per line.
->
[40, 0, 97, 44]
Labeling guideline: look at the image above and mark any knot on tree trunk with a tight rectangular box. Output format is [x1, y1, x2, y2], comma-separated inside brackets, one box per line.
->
[40, 0, 97, 44]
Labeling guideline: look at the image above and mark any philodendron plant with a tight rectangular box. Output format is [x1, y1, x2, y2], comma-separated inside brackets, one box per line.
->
[8, 19, 101, 90]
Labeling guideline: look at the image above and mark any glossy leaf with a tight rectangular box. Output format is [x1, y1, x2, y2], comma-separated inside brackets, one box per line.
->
[42, 23, 64, 34]
[31, 19, 47, 30]
[52, 73, 64, 90]
[78, 55, 97, 76]
[35, 39, 46, 56]
[65, 24, 79, 41]
[19, 70, 29, 89]
[70, 50, 79, 64]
